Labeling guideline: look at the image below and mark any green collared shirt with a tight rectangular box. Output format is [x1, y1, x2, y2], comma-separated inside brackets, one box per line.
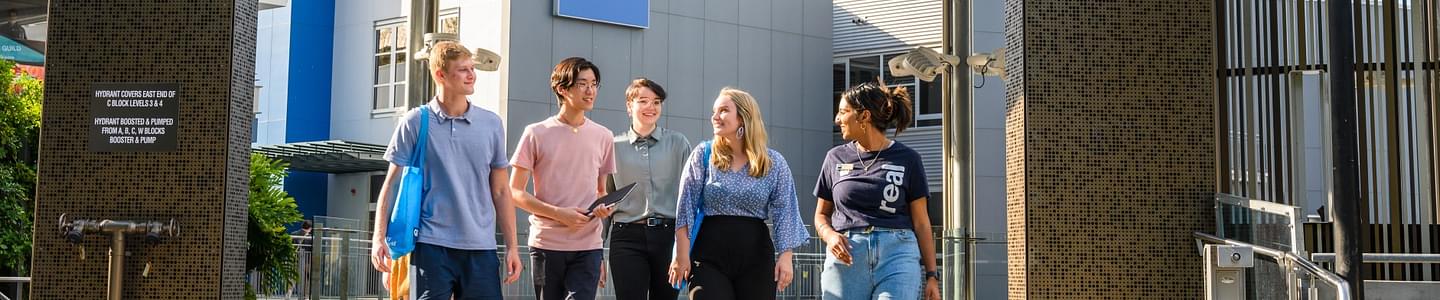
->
[607, 127, 692, 223]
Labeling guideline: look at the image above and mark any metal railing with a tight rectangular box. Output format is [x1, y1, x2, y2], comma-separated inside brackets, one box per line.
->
[1195, 232, 1351, 300]
[248, 224, 940, 299]
[0, 277, 29, 300]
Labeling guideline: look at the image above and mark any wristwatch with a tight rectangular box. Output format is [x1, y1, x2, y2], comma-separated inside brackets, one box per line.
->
[924, 271, 941, 281]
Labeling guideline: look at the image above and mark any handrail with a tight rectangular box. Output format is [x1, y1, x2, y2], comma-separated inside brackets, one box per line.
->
[0, 276, 27, 300]
[1310, 253, 1440, 264]
[1194, 232, 1352, 300]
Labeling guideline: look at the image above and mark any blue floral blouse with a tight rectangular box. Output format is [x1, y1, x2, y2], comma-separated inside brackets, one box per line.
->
[674, 144, 810, 253]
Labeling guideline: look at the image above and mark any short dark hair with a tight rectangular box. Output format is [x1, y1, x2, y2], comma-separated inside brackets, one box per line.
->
[550, 57, 601, 105]
[624, 77, 666, 103]
[301, 220, 313, 230]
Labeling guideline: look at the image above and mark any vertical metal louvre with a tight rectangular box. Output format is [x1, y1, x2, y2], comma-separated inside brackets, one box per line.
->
[1220, 0, 1440, 281]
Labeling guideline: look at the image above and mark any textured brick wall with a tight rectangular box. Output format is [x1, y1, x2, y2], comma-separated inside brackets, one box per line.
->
[32, 0, 255, 298]
[1004, 0, 1215, 298]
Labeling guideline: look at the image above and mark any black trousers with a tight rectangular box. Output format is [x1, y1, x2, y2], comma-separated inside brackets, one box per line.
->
[530, 248, 603, 300]
[608, 221, 679, 300]
[687, 216, 776, 300]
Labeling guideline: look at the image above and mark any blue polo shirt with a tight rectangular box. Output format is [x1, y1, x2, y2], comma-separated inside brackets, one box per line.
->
[384, 99, 509, 250]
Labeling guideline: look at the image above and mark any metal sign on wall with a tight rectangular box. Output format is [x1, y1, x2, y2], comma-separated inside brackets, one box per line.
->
[554, 0, 648, 28]
[88, 83, 179, 152]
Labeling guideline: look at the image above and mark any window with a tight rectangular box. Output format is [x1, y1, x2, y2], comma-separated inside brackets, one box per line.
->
[833, 52, 945, 130]
[373, 20, 408, 112]
[439, 9, 460, 35]
[372, 10, 461, 114]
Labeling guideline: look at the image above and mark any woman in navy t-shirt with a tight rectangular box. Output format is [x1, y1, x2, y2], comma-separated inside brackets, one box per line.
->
[813, 82, 939, 300]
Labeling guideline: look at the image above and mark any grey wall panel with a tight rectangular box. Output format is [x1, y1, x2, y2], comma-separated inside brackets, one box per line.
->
[833, 0, 941, 56]
[769, 32, 804, 129]
[738, 27, 775, 111]
[641, 14, 673, 80]
[551, 19, 595, 62]
[670, 0, 705, 19]
[803, 0, 834, 39]
[666, 16, 707, 118]
[771, 0, 804, 35]
[702, 21, 741, 96]
[705, 0, 740, 25]
[591, 25, 635, 112]
[738, 0, 773, 30]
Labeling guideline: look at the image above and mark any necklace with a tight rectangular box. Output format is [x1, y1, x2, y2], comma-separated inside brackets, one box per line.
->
[851, 140, 892, 171]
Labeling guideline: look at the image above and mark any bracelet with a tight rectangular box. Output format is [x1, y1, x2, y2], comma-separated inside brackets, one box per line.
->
[924, 271, 941, 281]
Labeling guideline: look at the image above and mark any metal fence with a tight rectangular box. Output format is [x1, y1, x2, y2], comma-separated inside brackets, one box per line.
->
[250, 224, 942, 300]
[0, 277, 29, 300]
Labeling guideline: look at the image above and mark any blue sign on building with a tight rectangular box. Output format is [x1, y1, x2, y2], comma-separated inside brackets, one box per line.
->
[554, 0, 648, 29]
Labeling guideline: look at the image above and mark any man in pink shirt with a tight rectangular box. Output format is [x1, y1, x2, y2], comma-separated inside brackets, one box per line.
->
[510, 57, 617, 300]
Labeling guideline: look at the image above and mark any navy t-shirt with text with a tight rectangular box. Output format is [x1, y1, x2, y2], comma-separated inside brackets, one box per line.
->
[813, 141, 930, 231]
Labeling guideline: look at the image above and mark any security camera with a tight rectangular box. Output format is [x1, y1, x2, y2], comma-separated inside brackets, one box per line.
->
[888, 46, 962, 82]
[966, 47, 1007, 79]
[474, 48, 502, 72]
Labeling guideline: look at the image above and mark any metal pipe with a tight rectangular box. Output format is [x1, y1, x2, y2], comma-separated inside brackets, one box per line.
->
[1326, 0, 1364, 297]
[406, 0, 437, 108]
[939, 0, 974, 298]
[341, 233, 350, 300]
[108, 233, 124, 300]
[1311, 253, 1440, 264]
[58, 217, 177, 300]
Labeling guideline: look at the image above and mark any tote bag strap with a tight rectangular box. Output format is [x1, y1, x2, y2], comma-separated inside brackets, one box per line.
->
[411, 106, 430, 168]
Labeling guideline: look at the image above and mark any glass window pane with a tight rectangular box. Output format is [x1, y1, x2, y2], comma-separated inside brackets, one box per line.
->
[395, 52, 408, 82]
[394, 84, 407, 106]
[920, 78, 942, 115]
[397, 24, 408, 50]
[441, 16, 460, 34]
[374, 86, 391, 109]
[375, 55, 392, 84]
[849, 56, 880, 86]
[883, 54, 916, 86]
[376, 27, 392, 53]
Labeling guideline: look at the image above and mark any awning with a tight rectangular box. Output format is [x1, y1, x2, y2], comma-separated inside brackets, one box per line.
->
[0, 35, 43, 65]
[251, 140, 389, 174]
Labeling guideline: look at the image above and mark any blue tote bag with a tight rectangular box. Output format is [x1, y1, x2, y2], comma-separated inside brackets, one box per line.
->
[385, 106, 429, 259]
[677, 141, 712, 291]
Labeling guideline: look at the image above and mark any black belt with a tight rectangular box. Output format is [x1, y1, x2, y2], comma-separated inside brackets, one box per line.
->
[619, 217, 675, 227]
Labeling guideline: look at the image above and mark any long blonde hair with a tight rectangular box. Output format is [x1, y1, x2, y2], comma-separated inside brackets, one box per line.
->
[712, 87, 771, 178]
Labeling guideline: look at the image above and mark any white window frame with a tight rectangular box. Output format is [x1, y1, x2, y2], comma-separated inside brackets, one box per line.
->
[834, 52, 944, 129]
[371, 9, 461, 117]
[372, 18, 408, 115]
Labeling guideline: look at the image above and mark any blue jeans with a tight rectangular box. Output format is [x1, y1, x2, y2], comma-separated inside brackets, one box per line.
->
[820, 228, 922, 300]
[411, 242, 502, 300]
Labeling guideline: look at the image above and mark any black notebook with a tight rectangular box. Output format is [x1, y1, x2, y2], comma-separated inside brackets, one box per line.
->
[587, 182, 636, 214]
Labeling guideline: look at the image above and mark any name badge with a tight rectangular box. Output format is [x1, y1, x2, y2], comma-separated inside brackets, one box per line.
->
[836, 163, 854, 176]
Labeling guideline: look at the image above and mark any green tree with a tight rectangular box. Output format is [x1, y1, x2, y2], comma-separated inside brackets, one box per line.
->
[0, 59, 41, 275]
[247, 153, 303, 299]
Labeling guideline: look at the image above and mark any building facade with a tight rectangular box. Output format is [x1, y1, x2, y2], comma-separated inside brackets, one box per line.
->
[253, 0, 834, 234]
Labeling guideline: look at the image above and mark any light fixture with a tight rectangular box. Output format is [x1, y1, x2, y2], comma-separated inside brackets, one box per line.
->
[413, 32, 459, 61]
[887, 46, 962, 82]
